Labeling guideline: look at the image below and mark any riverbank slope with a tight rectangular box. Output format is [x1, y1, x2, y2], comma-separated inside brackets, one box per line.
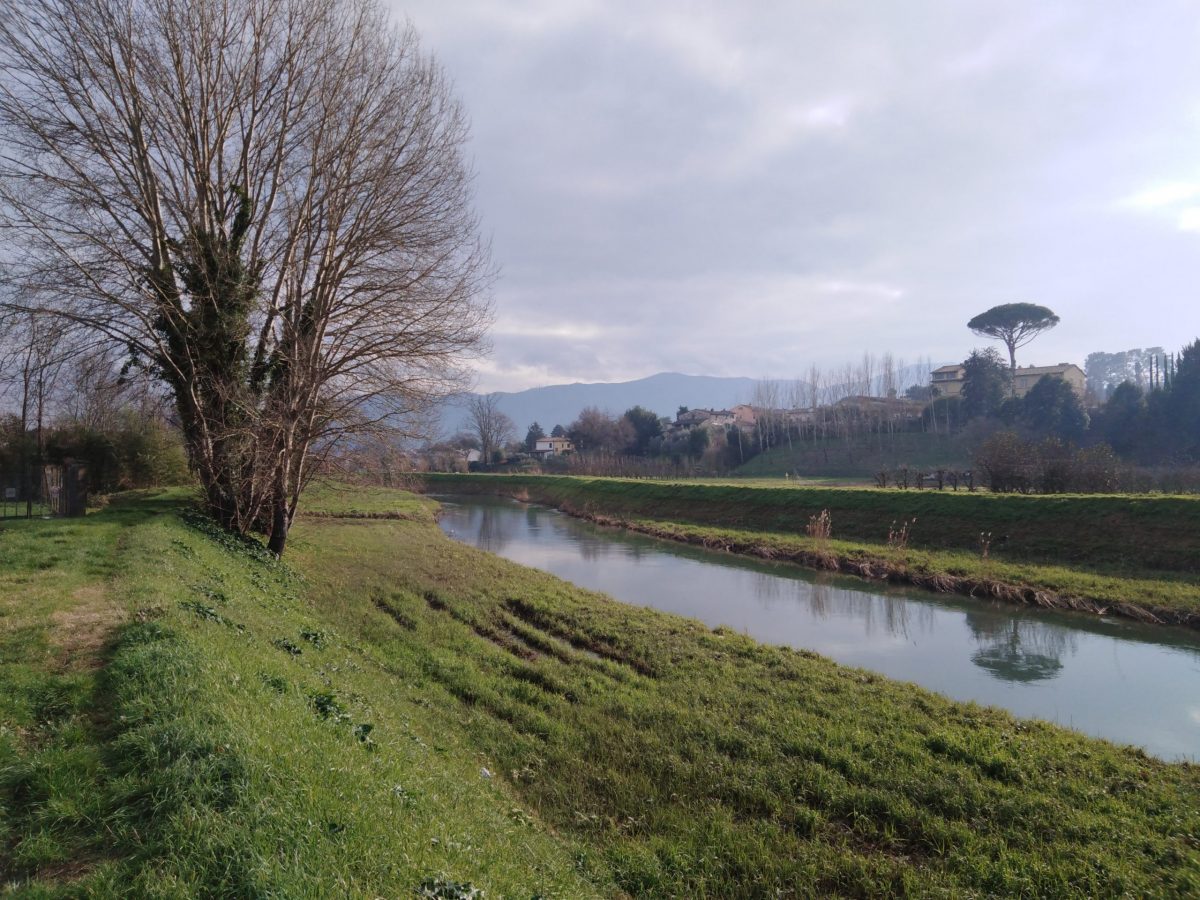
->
[416, 474, 1200, 625]
[2, 486, 1198, 896]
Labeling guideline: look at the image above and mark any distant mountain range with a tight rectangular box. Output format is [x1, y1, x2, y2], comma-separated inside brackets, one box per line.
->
[440, 372, 761, 436]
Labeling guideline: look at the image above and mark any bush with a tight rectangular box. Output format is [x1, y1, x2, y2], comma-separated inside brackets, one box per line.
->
[975, 432, 1033, 493]
[975, 432, 1123, 494]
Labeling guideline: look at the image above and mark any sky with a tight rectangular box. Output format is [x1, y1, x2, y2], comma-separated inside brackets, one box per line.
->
[393, 1, 1200, 393]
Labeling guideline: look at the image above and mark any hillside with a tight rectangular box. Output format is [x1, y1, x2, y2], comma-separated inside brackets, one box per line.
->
[440, 371, 761, 435]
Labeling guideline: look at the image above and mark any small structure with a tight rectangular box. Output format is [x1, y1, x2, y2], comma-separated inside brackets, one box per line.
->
[0, 463, 87, 518]
[674, 408, 736, 429]
[730, 404, 759, 429]
[533, 436, 574, 457]
[833, 395, 925, 419]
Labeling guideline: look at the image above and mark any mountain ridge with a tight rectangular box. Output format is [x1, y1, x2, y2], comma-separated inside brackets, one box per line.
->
[440, 371, 761, 436]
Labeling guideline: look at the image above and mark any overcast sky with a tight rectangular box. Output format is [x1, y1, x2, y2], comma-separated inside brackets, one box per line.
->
[393, 1, 1200, 393]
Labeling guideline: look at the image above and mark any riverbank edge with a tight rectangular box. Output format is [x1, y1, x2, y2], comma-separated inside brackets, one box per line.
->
[414, 475, 1200, 630]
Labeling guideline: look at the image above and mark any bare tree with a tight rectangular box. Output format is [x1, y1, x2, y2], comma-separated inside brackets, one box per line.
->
[0, 0, 490, 554]
[0, 311, 68, 460]
[466, 394, 513, 464]
[0, 310, 71, 513]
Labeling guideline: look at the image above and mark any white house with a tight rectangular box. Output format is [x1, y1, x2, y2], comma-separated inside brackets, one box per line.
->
[533, 436, 574, 456]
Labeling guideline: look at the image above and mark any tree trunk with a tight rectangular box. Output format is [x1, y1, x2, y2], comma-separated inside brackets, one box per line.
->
[267, 491, 289, 557]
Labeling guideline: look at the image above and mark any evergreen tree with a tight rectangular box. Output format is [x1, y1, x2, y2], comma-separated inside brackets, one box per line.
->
[960, 348, 1008, 420]
[1019, 376, 1089, 442]
[524, 421, 546, 452]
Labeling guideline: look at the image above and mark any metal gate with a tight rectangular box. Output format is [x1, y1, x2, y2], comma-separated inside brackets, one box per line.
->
[0, 463, 87, 518]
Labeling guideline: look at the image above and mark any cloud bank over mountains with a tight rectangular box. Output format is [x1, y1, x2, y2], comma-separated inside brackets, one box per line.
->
[396, 1, 1200, 392]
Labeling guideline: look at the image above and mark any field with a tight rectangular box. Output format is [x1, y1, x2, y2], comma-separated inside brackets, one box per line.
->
[3, 488, 1199, 896]
[733, 432, 971, 479]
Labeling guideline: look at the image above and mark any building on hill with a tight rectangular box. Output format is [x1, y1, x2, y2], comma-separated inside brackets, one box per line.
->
[731, 404, 758, 428]
[929, 362, 1085, 399]
[675, 408, 713, 427]
[1012, 364, 1085, 398]
[833, 395, 925, 427]
[533, 436, 574, 457]
[930, 364, 966, 397]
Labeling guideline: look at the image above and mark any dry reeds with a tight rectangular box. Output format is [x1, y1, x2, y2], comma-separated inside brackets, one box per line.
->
[887, 517, 916, 551]
[805, 509, 837, 569]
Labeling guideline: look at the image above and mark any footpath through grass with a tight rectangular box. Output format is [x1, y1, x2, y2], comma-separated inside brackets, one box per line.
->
[418, 473, 1200, 623]
[0, 491, 598, 897]
[3, 487, 1200, 896]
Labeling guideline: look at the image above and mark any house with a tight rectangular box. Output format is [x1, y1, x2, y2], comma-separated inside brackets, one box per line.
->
[930, 364, 966, 397]
[675, 408, 715, 427]
[928, 362, 1086, 400]
[1012, 364, 1085, 398]
[533, 436, 574, 457]
[731, 404, 758, 428]
[833, 395, 925, 418]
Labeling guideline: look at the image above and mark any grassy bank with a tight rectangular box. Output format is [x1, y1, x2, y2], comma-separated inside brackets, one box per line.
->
[4, 488, 1200, 896]
[416, 473, 1200, 624]
[0, 491, 597, 897]
[292, 494, 1200, 896]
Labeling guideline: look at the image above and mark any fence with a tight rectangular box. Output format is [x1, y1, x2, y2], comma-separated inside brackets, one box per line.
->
[0, 463, 88, 518]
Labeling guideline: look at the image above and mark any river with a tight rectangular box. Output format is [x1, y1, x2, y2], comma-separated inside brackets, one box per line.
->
[435, 494, 1200, 761]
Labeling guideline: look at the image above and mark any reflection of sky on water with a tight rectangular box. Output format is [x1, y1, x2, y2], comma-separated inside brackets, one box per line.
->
[435, 496, 1200, 761]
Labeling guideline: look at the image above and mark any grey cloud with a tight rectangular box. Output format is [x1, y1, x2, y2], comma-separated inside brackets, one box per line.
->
[396, 1, 1200, 390]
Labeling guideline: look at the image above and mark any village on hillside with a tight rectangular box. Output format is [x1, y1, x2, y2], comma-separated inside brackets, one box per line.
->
[410, 344, 1184, 484]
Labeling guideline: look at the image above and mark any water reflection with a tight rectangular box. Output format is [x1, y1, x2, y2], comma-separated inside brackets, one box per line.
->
[966, 610, 1078, 683]
[435, 495, 1200, 760]
[471, 505, 513, 554]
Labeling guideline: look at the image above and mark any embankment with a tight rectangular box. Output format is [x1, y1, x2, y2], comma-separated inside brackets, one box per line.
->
[4, 487, 1200, 896]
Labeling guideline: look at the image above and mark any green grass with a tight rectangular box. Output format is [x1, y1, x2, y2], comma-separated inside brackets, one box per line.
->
[298, 479, 436, 521]
[588, 516, 1200, 618]
[286, 500, 1200, 896]
[734, 432, 971, 479]
[4, 487, 1199, 896]
[0, 493, 597, 897]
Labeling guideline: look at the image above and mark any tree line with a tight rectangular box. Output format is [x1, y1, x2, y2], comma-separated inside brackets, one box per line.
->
[0, 313, 189, 492]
